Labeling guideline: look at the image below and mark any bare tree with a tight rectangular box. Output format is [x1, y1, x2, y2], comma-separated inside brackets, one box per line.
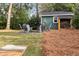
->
[6, 3, 12, 30]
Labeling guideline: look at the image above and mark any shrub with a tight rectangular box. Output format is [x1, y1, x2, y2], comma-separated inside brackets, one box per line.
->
[28, 16, 40, 30]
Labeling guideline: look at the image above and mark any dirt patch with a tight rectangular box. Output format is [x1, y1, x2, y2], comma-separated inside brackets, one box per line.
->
[42, 29, 79, 56]
[0, 35, 21, 38]
[0, 50, 22, 56]
[0, 30, 21, 32]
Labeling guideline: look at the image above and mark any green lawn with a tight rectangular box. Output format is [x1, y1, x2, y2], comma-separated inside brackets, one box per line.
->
[0, 32, 42, 56]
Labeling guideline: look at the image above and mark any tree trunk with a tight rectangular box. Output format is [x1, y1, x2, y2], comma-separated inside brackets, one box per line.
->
[6, 3, 12, 30]
[36, 3, 39, 18]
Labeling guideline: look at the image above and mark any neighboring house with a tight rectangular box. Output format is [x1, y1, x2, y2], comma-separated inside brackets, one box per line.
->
[39, 11, 74, 31]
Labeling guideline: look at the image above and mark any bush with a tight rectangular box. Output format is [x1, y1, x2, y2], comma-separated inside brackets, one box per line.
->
[28, 16, 40, 30]
[10, 8, 29, 30]
[0, 16, 7, 29]
[73, 18, 79, 29]
[72, 4, 79, 29]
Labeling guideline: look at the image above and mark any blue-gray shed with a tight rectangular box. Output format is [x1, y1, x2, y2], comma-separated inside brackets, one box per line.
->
[39, 11, 74, 30]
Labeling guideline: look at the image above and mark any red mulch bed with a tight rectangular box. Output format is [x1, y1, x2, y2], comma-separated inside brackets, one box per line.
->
[42, 29, 79, 56]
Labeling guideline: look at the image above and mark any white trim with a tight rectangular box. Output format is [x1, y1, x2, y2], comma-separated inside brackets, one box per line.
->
[39, 17, 42, 32]
[53, 17, 58, 23]
[40, 14, 74, 17]
[39, 16, 42, 24]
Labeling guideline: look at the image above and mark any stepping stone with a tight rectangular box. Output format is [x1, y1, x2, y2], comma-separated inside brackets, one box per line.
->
[0, 44, 27, 56]
[1, 44, 27, 51]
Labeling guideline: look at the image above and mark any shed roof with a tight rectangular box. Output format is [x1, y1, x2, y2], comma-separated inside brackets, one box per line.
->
[40, 11, 74, 16]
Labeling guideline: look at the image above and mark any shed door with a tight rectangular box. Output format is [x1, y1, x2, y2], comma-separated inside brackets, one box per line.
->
[42, 16, 53, 29]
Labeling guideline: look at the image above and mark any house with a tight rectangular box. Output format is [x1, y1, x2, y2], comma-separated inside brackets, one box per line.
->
[39, 11, 74, 31]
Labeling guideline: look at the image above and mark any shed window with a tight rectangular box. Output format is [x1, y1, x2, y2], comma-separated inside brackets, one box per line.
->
[53, 17, 58, 23]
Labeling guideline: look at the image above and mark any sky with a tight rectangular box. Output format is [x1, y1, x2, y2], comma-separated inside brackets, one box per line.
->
[30, 5, 36, 16]
[27, 3, 37, 17]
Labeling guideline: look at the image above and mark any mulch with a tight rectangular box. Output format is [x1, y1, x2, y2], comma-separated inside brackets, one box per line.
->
[42, 29, 79, 56]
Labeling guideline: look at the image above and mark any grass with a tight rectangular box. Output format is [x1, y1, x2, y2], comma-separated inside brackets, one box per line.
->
[0, 32, 43, 56]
